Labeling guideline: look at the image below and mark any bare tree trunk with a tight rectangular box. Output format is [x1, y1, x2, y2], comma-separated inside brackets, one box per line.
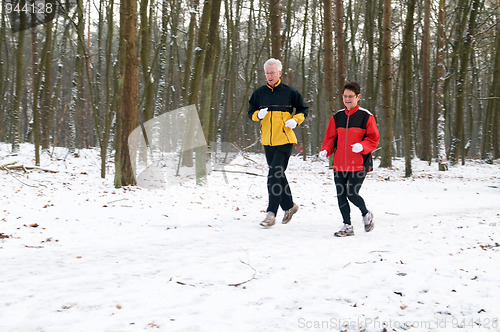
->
[364, 0, 376, 113]
[11, 28, 24, 154]
[379, 0, 393, 168]
[420, 0, 432, 162]
[0, 10, 5, 142]
[189, 0, 211, 105]
[200, 0, 222, 141]
[221, 0, 238, 144]
[281, 0, 293, 82]
[165, 0, 181, 112]
[140, 0, 154, 123]
[400, 0, 416, 177]
[270, 0, 281, 59]
[31, 28, 40, 165]
[301, 0, 310, 160]
[182, 0, 199, 105]
[115, 0, 138, 187]
[335, 0, 345, 108]
[197, 0, 222, 185]
[183, 0, 212, 170]
[307, 0, 320, 154]
[323, 0, 335, 114]
[40, 21, 54, 149]
[436, 0, 448, 171]
[482, 9, 499, 162]
[450, 0, 480, 165]
[98, 0, 116, 178]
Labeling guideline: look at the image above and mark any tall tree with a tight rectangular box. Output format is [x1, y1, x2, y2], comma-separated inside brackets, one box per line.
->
[419, 0, 432, 162]
[31, 28, 40, 165]
[334, 0, 345, 107]
[40, 21, 54, 150]
[182, 0, 199, 105]
[0, 10, 5, 142]
[94, 0, 117, 178]
[364, 0, 377, 113]
[400, 0, 416, 177]
[379, 0, 393, 168]
[323, 0, 336, 114]
[197, 0, 222, 184]
[482, 7, 500, 162]
[200, 0, 222, 142]
[269, 0, 281, 59]
[139, 0, 155, 123]
[301, 0, 310, 159]
[436, 0, 448, 171]
[67, 1, 86, 152]
[183, 0, 211, 170]
[115, 0, 139, 187]
[450, 0, 480, 165]
[154, 0, 168, 116]
[281, 0, 293, 78]
[11, 27, 25, 154]
[189, 0, 211, 105]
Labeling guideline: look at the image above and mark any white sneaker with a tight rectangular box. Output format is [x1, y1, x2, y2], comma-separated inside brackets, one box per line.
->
[334, 223, 354, 237]
[363, 211, 374, 232]
[260, 212, 276, 228]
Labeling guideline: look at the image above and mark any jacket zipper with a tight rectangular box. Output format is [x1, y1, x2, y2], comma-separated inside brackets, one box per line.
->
[270, 88, 273, 145]
[345, 110, 350, 169]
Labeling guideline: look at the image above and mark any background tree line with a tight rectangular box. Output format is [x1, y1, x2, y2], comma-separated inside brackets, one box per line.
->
[0, 0, 498, 186]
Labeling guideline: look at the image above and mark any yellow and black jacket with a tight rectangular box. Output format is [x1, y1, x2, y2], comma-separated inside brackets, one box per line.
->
[248, 80, 309, 146]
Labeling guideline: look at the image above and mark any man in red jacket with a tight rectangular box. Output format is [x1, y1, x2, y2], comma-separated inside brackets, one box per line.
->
[320, 82, 380, 237]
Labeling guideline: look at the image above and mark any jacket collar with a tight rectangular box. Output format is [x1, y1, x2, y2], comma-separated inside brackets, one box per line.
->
[345, 105, 359, 115]
[267, 79, 282, 90]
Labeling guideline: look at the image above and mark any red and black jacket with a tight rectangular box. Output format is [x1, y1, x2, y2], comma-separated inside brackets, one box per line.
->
[321, 105, 380, 172]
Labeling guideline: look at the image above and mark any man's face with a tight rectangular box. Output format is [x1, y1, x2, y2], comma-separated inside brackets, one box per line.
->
[342, 89, 361, 110]
[265, 64, 281, 87]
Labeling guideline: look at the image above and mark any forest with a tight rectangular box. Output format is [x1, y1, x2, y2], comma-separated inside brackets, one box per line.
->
[0, 0, 498, 186]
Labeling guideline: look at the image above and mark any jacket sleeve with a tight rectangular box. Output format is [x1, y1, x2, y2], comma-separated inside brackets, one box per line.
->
[360, 115, 380, 154]
[321, 116, 337, 157]
[292, 90, 309, 125]
[248, 91, 260, 121]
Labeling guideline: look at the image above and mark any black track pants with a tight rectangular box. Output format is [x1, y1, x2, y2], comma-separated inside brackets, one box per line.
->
[264, 144, 294, 215]
[333, 170, 369, 225]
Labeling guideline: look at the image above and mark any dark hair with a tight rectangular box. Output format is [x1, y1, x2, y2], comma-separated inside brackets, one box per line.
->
[344, 82, 361, 95]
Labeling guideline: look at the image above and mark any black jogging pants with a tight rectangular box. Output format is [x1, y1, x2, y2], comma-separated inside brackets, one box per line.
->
[264, 144, 294, 215]
[333, 170, 369, 225]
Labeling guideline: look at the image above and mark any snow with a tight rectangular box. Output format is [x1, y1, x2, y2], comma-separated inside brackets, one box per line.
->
[1, 143, 499, 331]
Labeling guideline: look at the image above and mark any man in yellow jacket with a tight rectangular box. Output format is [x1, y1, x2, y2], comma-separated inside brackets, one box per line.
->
[248, 58, 309, 228]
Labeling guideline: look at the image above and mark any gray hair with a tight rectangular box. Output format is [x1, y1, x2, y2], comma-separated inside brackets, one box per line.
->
[264, 58, 282, 73]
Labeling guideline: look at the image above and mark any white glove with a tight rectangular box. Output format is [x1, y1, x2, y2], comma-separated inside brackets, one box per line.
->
[285, 119, 298, 129]
[257, 107, 268, 120]
[319, 150, 328, 160]
[351, 143, 363, 153]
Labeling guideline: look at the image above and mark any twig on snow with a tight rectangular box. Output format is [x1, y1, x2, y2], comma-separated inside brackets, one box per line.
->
[228, 259, 258, 287]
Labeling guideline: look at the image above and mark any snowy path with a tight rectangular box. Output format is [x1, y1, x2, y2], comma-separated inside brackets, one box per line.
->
[1, 144, 499, 331]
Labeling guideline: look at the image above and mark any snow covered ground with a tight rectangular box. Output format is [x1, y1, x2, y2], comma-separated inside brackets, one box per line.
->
[1, 143, 499, 332]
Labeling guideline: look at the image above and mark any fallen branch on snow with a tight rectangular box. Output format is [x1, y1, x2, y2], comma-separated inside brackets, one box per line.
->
[0, 163, 58, 173]
[228, 259, 258, 287]
[212, 169, 265, 177]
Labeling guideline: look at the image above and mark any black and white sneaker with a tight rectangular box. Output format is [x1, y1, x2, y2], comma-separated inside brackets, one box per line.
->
[363, 211, 374, 232]
[334, 224, 354, 237]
